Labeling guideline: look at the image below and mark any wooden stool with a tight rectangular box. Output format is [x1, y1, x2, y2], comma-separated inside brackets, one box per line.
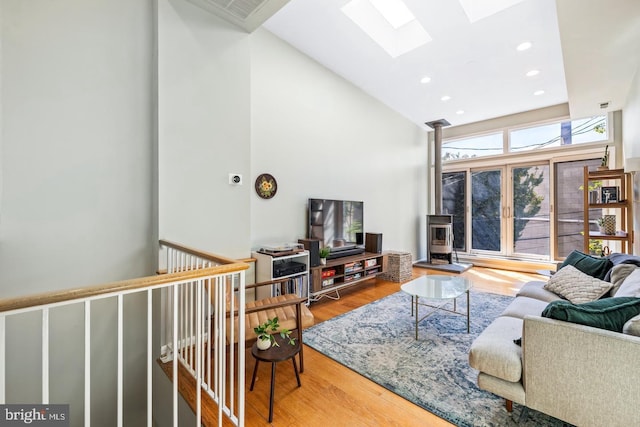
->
[249, 332, 301, 422]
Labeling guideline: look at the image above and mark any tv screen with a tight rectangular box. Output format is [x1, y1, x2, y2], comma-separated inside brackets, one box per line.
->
[308, 199, 364, 250]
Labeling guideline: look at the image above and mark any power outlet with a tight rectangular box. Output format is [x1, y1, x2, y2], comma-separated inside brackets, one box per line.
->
[229, 173, 242, 185]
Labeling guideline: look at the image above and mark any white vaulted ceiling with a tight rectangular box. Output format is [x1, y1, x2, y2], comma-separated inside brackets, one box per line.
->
[194, 0, 640, 129]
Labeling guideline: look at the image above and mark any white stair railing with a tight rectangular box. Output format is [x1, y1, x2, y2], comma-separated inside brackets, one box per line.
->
[158, 240, 246, 427]
[0, 241, 248, 427]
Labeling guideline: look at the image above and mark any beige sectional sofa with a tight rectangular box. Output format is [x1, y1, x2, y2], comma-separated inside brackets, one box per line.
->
[469, 271, 640, 427]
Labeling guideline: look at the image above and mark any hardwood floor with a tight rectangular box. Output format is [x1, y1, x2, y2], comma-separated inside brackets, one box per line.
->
[242, 266, 544, 426]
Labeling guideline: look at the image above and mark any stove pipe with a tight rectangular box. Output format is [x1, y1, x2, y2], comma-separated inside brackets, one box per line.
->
[425, 119, 451, 215]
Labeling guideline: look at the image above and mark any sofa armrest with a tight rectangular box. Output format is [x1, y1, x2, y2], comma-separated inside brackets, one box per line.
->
[523, 315, 640, 427]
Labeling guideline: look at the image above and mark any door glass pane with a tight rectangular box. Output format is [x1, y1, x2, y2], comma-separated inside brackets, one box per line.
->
[555, 158, 602, 257]
[471, 170, 502, 251]
[512, 165, 550, 256]
[442, 172, 466, 251]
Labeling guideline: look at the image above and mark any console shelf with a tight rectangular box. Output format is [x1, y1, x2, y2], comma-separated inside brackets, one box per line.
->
[308, 252, 387, 302]
[253, 250, 309, 299]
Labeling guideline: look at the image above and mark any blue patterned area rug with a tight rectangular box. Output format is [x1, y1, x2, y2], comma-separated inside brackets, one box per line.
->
[304, 290, 568, 427]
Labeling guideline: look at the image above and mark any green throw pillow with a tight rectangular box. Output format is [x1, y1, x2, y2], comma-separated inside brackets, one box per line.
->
[541, 297, 640, 332]
[559, 250, 613, 280]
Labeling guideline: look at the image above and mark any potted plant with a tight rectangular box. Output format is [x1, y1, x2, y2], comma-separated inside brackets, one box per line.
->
[319, 247, 330, 265]
[596, 217, 606, 234]
[254, 317, 296, 350]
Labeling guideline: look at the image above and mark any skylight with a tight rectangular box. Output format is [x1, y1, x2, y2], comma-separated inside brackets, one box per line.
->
[458, 0, 525, 23]
[342, 0, 431, 58]
[369, 0, 414, 29]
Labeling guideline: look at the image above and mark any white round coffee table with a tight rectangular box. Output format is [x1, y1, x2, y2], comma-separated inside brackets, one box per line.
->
[401, 275, 472, 339]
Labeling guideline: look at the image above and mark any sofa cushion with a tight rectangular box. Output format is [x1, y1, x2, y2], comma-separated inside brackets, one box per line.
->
[500, 296, 550, 319]
[516, 281, 563, 303]
[543, 265, 612, 304]
[614, 268, 640, 297]
[469, 316, 523, 383]
[623, 314, 640, 337]
[559, 250, 612, 280]
[610, 264, 638, 296]
[541, 297, 640, 332]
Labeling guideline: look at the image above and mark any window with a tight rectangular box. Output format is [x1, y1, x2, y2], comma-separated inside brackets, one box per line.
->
[510, 116, 607, 153]
[441, 132, 503, 161]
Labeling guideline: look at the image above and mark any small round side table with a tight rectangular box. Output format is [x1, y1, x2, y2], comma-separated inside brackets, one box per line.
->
[249, 332, 301, 422]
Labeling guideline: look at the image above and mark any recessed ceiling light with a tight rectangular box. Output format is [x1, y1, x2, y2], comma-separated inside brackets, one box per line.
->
[441, 95, 451, 101]
[534, 90, 545, 96]
[456, 110, 465, 115]
[516, 41, 532, 51]
[420, 76, 432, 84]
[526, 69, 540, 77]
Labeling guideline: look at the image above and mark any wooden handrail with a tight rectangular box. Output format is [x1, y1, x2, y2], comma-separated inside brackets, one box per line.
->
[159, 239, 239, 265]
[0, 262, 249, 314]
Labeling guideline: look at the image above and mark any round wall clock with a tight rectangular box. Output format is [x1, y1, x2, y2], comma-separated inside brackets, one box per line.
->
[255, 173, 278, 199]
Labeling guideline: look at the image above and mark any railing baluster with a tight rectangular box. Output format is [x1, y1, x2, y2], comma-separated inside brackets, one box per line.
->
[238, 272, 246, 426]
[42, 308, 49, 404]
[207, 279, 212, 390]
[85, 301, 91, 426]
[0, 315, 5, 404]
[189, 281, 193, 371]
[172, 283, 179, 427]
[196, 279, 202, 425]
[147, 290, 152, 427]
[117, 295, 123, 427]
[229, 276, 235, 418]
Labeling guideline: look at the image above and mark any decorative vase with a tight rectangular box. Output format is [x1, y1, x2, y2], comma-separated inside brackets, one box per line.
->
[256, 337, 271, 350]
[320, 258, 327, 265]
[603, 215, 616, 235]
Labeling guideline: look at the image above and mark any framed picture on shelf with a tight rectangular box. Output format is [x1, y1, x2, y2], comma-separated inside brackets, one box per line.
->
[601, 186, 619, 203]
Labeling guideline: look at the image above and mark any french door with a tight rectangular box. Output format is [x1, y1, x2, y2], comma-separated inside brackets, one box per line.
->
[467, 163, 550, 258]
[444, 150, 604, 261]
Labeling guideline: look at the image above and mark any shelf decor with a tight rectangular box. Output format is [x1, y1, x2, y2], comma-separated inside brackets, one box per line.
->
[601, 186, 619, 203]
[602, 215, 616, 235]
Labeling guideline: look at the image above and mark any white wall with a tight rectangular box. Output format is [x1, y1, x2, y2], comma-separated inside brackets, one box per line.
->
[250, 29, 428, 258]
[0, 0, 154, 293]
[157, 0, 252, 259]
[0, 0, 154, 424]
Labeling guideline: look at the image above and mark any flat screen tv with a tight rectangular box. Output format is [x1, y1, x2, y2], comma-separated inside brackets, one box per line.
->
[308, 198, 364, 253]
